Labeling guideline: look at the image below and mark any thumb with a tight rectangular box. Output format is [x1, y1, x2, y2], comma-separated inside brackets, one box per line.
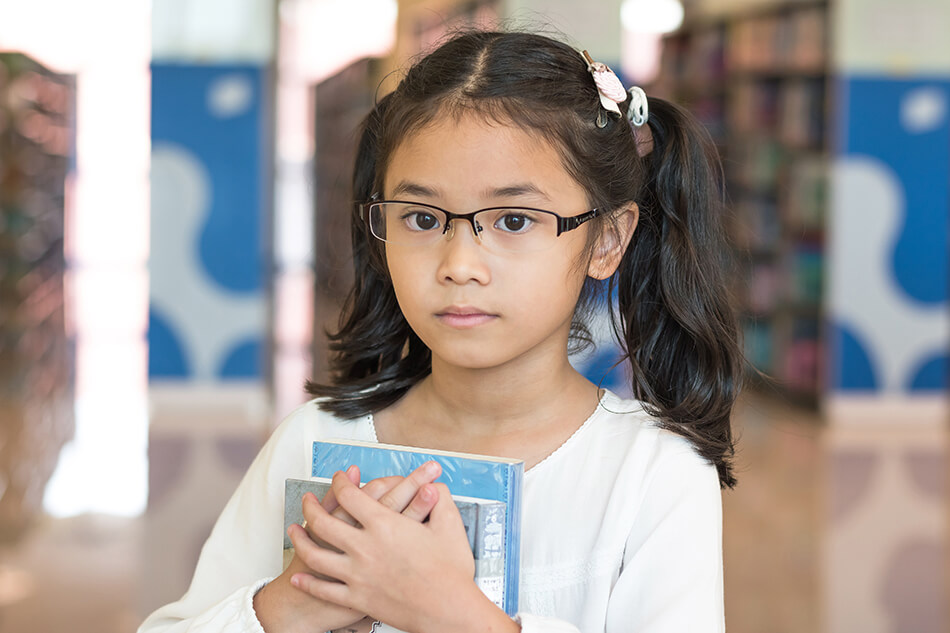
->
[427, 484, 463, 531]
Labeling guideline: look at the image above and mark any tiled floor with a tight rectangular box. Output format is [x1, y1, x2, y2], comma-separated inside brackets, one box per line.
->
[0, 513, 144, 633]
[724, 392, 824, 633]
[0, 391, 823, 633]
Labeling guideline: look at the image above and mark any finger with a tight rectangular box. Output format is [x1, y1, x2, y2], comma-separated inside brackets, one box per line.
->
[401, 482, 439, 523]
[330, 470, 389, 528]
[360, 475, 404, 501]
[427, 483, 464, 531]
[290, 571, 354, 611]
[321, 465, 360, 514]
[287, 522, 349, 581]
[330, 475, 404, 528]
[376, 460, 442, 514]
[298, 493, 341, 552]
[302, 489, 360, 554]
[304, 472, 368, 552]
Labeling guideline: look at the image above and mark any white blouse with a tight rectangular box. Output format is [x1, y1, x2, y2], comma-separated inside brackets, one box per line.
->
[137, 390, 725, 633]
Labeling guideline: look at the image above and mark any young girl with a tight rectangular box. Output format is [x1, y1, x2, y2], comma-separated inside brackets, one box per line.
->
[139, 29, 741, 633]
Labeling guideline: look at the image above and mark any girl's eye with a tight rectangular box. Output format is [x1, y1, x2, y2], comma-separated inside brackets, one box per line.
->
[403, 211, 441, 231]
[494, 212, 534, 233]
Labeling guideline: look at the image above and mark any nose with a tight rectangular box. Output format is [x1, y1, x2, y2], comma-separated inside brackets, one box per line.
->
[436, 220, 491, 285]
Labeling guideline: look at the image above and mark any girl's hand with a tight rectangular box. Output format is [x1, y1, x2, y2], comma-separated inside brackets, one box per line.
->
[253, 462, 442, 633]
[291, 471, 488, 633]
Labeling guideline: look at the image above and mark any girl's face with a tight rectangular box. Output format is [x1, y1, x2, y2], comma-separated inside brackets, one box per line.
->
[382, 113, 618, 373]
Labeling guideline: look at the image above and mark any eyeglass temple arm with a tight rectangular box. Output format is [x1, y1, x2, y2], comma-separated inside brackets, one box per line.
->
[556, 209, 599, 236]
[359, 193, 381, 221]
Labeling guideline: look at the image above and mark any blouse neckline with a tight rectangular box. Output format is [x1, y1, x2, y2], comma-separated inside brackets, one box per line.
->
[365, 389, 613, 475]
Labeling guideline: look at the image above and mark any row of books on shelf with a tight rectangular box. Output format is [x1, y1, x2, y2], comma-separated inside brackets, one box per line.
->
[660, 3, 826, 86]
[729, 151, 826, 232]
[726, 5, 827, 74]
[732, 195, 779, 251]
[728, 77, 825, 147]
[743, 316, 822, 395]
[729, 138, 785, 192]
[659, 26, 727, 93]
[743, 247, 822, 315]
[659, 76, 825, 152]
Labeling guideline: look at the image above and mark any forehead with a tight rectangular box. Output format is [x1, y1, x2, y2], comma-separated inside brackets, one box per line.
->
[382, 112, 584, 205]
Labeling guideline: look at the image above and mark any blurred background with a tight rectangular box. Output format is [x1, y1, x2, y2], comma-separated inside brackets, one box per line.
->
[0, 0, 947, 631]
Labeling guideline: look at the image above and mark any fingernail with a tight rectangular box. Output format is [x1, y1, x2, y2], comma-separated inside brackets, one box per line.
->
[425, 461, 440, 475]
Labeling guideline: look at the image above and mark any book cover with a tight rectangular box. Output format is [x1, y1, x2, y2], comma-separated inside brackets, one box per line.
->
[283, 478, 508, 611]
[311, 439, 523, 616]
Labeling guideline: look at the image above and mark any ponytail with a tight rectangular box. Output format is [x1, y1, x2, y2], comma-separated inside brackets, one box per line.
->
[613, 97, 741, 489]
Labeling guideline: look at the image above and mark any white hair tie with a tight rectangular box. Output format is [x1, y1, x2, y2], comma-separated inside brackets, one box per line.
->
[626, 86, 649, 127]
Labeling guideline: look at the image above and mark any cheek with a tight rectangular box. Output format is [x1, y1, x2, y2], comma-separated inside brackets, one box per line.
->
[507, 255, 589, 310]
[385, 249, 432, 316]
[385, 252, 412, 292]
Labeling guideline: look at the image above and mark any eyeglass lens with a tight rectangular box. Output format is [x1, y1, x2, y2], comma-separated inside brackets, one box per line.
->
[369, 202, 562, 252]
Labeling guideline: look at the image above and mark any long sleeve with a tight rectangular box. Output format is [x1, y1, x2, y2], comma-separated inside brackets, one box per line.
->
[137, 406, 315, 633]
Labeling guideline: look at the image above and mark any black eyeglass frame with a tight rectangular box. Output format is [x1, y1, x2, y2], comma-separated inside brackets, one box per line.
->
[359, 197, 602, 239]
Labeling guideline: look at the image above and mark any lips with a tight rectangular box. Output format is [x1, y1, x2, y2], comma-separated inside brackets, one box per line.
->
[435, 306, 498, 329]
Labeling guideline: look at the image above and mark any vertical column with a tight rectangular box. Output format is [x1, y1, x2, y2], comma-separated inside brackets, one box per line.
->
[825, 1, 950, 631]
[143, 0, 277, 612]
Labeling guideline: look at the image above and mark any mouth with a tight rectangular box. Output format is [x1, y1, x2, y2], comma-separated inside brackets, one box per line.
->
[435, 306, 499, 329]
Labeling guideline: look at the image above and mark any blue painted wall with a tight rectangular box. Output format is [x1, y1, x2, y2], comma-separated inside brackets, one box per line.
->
[149, 64, 270, 380]
[829, 77, 950, 393]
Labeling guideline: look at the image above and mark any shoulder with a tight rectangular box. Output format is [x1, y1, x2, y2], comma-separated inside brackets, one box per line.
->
[272, 398, 373, 438]
[594, 390, 720, 504]
[528, 391, 717, 510]
[251, 399, 376, 476]
[600, 390, 716, 463]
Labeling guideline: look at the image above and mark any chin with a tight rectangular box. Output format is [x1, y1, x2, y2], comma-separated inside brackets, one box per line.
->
[431, 344, 537, 372]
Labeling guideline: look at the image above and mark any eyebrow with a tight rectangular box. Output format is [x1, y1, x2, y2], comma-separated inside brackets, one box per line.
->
[389, 180, 551, 202]
[390, 181, 439, 198]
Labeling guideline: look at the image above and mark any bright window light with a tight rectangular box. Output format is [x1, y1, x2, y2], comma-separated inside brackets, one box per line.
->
[282, 0, 398, 83]
[621, 0, 685, 34]
[0, 0, 151, 518]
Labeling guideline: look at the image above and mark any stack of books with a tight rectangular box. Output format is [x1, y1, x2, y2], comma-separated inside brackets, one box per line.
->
[284, 439, 524, 617]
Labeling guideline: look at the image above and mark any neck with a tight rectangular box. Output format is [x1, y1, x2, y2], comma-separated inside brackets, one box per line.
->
[425, 357, 590, 424]
[382, 348, 602, 460]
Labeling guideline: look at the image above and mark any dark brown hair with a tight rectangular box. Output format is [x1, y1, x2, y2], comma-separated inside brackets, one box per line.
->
[307, 30, 742, 489]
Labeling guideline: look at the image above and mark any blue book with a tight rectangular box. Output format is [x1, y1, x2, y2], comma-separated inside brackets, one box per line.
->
[312, 439, 524, 616]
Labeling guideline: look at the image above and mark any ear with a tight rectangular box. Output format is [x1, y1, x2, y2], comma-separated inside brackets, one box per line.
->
[587, 202, 638, 280]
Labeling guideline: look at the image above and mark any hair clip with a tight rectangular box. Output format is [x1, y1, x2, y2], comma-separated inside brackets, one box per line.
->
[626, 86, 649, 127]
[581, 50, 627, 128]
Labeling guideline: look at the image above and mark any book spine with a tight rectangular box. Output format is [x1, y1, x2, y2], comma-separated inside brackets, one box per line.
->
[503, 465, 523, 615]
[455, 501, 478, 553]
[473, 501, 507, 612]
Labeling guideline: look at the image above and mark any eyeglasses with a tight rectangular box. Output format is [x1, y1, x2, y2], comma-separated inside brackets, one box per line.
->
[360, 199, 601, 253]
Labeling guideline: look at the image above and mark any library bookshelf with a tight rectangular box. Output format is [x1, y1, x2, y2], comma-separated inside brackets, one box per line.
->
[654, 0, 829, 406]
